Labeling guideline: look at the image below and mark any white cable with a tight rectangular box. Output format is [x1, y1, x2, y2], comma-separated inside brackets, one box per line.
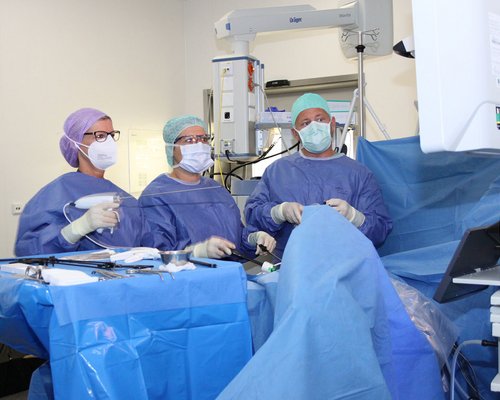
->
[257, 83, 293, 155]
[120, 185, 221, 201]
[444, 359, 470, 400]
[62, 203, 125, 251]
[450, 340, 482, 400]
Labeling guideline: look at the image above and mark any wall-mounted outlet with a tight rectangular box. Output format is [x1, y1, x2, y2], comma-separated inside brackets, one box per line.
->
[11, 202, 24, 215]
[221, 61, 233, 76]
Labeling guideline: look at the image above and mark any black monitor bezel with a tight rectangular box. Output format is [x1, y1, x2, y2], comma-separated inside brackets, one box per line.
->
[433, 220, 500, 303]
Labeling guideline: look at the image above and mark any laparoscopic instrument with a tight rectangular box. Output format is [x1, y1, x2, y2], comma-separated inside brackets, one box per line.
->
[0, 256, 152, 270]
[71, 187, 223, 209]
[231, 247, 282, 274]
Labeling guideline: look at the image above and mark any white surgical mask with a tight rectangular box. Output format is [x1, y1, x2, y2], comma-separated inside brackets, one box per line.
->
[67, 135, 117, 170]
[296, 121, 332, 153]
[174, 142, 214, 173]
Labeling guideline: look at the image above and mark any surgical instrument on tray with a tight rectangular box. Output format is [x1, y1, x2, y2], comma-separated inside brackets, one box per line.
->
[190, 259, 217, 268]
[92, 270, 131, 280]
[126, 269, 173, 281]
[0, 256, 153, 270]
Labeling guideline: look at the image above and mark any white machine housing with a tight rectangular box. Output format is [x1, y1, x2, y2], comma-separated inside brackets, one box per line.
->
[413, 0, 500, 154]
[212, 55, 263, 158]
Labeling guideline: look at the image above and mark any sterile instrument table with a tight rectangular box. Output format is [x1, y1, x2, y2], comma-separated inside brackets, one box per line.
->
[0, 255, 252, 399]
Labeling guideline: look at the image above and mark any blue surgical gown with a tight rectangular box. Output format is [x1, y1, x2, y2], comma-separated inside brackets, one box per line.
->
[15, 172, 145, 256]
[139, 174, 256, 256]
[245, 151, 392, 256]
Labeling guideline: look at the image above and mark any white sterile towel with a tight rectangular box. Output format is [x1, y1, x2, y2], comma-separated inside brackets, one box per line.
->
[41, 268, 99, 286]
[159, 262, 196, 273]
[0, 263, 32, 274]
[110, 247, 160, 263]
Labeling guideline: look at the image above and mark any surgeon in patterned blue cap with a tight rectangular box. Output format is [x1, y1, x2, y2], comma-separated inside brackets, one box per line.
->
[139, 114, 276, 259]
[244, 93, 393, 257]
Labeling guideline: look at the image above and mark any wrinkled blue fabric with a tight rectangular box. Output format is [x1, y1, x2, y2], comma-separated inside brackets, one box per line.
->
[221, 206, 444, 400]
[28, 363, 53, 400]
[15, 172, 145, 256]
[0, 257, 252, 400]
[140, 174, 256, 256]
[358, 136, 500, 400]
[246, 272, 278, 351]
[245, 151, 392, 257]
[357, 136, 500, 256]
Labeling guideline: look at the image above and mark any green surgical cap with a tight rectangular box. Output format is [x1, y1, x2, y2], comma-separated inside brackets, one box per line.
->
[291, 93, 331, 127]
[163, 115, 207, 166]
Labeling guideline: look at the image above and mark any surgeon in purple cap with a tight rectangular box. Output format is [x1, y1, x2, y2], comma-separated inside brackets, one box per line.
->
[15, 108, 146, 256]
[244, 93, 392, 257]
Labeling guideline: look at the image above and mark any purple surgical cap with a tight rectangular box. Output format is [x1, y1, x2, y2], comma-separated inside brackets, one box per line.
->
[59, 108, 108, 167]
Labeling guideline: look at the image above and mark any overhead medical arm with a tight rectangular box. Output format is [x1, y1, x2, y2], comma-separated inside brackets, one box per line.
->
[214, 1, 393, 57]
[215, 4, 357, 54]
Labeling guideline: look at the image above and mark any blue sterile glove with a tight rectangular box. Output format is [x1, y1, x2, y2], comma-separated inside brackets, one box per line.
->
[325, 198, 365, 227]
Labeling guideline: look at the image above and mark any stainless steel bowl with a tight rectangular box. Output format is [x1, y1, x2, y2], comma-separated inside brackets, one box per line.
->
[159, 250, 192, 266]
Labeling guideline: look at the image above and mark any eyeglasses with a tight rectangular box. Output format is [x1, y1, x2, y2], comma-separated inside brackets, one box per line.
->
[83, 131, 120, 142]
[174, 134, 211, 145]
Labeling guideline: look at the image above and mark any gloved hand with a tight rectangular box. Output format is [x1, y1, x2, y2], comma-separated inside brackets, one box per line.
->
[271, 202, 303, 225]
[110, 247, 160, 263]
[188, 236, 235, 259]
[247, 231, 276, 255]
[61, 202, 120, 244]
[325, 198, 365, 227]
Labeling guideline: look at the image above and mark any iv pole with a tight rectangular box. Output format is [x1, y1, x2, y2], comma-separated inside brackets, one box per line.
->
[338, 30, 391, 151]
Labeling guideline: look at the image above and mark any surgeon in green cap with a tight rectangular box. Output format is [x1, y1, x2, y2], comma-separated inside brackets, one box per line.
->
[245, 93, 392, 257]
[139, 115, 276, 259]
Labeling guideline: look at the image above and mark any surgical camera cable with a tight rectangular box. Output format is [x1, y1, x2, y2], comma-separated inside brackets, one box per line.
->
[62, 186, 229, 250]
[224, 141, 299, 190]
[454, 347, 481, 400]
[449, 339, 497, 400]
[62, 202, 124, 251]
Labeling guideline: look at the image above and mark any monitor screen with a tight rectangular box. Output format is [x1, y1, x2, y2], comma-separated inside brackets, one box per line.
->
[412, 0, 500, 154]
[434, 220, 500, 303]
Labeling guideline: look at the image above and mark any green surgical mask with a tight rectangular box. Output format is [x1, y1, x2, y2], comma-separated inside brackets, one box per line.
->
[297, 121, 332, 153]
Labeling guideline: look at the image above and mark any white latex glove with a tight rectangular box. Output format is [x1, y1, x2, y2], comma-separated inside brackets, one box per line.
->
[110, 247, 160, 263]
[188, 236, 235, 259]
[325, 198, 366, 228]
[247, 231, 276, 255]
[270, 202, 303, 225]
[61, 201, 120, 244]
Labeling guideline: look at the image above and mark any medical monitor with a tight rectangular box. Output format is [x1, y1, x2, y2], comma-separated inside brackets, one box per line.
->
[412, 0, 500, 154]
[433, 221, 500, 303]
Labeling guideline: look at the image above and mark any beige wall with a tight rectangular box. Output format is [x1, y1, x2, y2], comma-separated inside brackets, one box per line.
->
[0, 0, 416, 256]
[0, 0, 185, 256]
